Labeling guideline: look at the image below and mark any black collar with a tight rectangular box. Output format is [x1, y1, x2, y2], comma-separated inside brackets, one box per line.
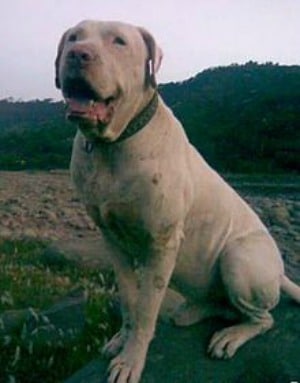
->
[84, 92, 158, 152]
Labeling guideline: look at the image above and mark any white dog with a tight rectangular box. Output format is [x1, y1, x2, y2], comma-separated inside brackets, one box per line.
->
[55, 20, 300, 383]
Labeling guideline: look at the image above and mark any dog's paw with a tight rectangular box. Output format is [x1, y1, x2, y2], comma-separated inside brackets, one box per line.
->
[207, 327, 242, 359]
[107, 346, 147, 383]
[207, 320, 272, 359]
[208, 324, 257, 359]
[102, 330, 127, 359]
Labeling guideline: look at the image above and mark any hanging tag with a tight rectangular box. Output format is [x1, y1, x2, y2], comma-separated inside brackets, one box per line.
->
[84, 141, 94, 153]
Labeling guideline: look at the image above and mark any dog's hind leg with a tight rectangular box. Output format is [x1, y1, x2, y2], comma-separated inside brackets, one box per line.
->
[208, 231, 283, 359]
[172, 300, 238, 326]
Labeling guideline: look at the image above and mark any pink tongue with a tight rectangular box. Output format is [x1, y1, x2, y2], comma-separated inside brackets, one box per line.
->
[66, 99, 111, 123]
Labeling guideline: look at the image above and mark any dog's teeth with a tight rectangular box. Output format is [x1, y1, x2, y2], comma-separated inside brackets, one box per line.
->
[89, 100, 95, 106]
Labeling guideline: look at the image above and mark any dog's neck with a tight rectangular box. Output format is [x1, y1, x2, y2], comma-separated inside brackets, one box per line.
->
[84, 92, 159, 153]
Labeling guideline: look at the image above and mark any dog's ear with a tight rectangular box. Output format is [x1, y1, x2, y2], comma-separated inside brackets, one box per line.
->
[138, 27, 163, 88]
[55, 30, 69, 89]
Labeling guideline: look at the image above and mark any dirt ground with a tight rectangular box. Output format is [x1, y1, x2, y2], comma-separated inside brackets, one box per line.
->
[0, 170, 299, 278]
[0, 170, 97, 241]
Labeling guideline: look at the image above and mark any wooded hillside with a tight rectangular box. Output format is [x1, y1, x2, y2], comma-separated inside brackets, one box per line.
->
[0, 62, 299, 173]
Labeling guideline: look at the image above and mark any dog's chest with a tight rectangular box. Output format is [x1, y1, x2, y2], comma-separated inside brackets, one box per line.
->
[72, 148, 155, 257]
[99, 200, 153, 257]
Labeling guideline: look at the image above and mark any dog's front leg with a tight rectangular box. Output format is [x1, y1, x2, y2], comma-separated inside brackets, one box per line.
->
[85, 205, 139, 359]
[103, 250, 139, 359]
[107, 224, 183, 383]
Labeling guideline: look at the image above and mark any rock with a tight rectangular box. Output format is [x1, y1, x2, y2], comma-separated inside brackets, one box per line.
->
[64, 359, 107, 383]
[41, 193, 55, 203]
[263, 202, 291, 228]
[0, 289, 88, 350]
[22, 228, 38, 238]
[22, 287, 88, 349]
[64, 298, 300, 383]
[272, 205, 291, 226]
[0, 227, 13, 239]
[45, 210, 58, 223]
[42, 236, 113, 270]
[0, 309, 33, 336]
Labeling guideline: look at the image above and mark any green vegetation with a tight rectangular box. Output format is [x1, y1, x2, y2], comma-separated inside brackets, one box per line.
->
[0, 239, 118, 383]
[0, 122, 74, 170]
[0, 62, 299, 173]
[160, 62, 300, 173]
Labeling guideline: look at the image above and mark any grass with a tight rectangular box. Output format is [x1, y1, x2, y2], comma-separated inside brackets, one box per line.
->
[0, 239, 119, 383]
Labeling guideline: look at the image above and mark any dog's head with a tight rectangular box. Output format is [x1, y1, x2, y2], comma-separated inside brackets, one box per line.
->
[55, 20, 163, 142]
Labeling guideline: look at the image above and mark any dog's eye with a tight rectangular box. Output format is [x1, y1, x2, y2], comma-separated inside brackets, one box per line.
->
[113, 36, 127, 46]
[68, 34, 77, 42]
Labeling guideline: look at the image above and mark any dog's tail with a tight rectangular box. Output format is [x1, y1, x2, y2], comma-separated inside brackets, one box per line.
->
[281, 275, 300, 304]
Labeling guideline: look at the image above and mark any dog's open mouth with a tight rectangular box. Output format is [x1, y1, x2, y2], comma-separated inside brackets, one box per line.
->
[63, 78, 117, 126]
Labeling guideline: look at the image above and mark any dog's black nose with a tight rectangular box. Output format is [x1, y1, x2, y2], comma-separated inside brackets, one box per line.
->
[67, 44, 96, 65]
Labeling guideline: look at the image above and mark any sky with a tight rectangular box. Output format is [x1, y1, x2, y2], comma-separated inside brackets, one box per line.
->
[1, 0, 300, 100]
